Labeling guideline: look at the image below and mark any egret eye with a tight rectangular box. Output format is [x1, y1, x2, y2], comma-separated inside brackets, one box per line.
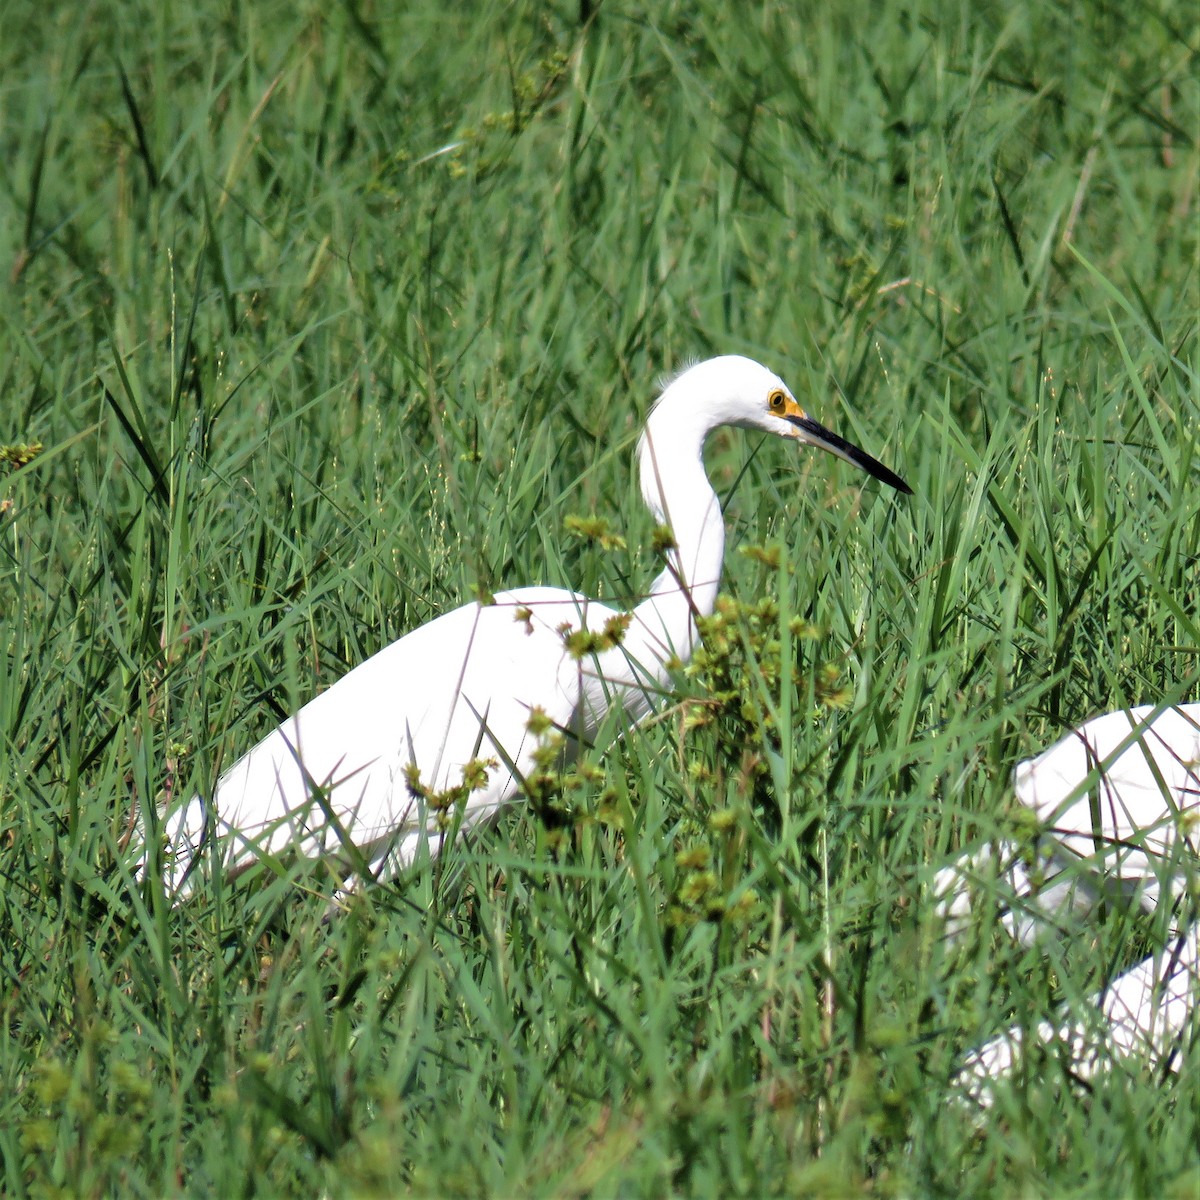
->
[768, 389, 787, 414]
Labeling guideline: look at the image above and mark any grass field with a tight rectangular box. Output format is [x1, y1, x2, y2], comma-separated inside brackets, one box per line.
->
[1, 0, 1197, 1195]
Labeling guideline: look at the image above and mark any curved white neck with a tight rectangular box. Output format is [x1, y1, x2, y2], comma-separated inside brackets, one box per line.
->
[630, 404, 725, 668]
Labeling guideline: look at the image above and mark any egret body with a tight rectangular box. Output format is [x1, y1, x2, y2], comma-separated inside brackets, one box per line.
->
[941, 705, 1200, 1098]
[958, 923, 1198, 1104]
[156, 356, 910, 893]
[937, 704, 1200, 945]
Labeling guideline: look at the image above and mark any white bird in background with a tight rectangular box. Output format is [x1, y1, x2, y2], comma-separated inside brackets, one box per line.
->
[937, 705, 1200, 945]
[957, 924, 1198, 1105]
[151, 356, 911, 895]
[941, 705, 1200, 1100]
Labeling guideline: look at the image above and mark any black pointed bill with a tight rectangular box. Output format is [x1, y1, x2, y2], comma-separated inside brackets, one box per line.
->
[787, 414, 912, 495]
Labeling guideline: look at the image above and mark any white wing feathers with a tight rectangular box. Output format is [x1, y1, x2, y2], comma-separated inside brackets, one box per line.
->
[158, 588, 617, 893]
[940, 705, 1200, 1100]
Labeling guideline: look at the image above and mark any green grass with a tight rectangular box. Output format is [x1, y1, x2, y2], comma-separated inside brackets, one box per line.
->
[1, 0, 1198, 1194]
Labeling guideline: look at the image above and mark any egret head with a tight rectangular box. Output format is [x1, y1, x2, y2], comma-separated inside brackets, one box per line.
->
[665, 355, 912, 495]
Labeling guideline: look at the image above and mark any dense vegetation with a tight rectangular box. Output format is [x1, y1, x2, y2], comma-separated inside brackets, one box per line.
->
[1, 1, 1196, 1194]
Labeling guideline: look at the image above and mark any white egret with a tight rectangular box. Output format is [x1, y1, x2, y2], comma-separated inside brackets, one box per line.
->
[937, 704, 1200, 945]
[151, 356, 911, 895]
[957, 923, 1198, 1104]
[940, 705, 1200, 1099]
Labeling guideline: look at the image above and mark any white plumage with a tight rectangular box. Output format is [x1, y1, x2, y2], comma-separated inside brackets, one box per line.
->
[938, 704, 1200, 944]
[957, 925, 1198, 1104]
[940, 705, 1200, 1099]
[151, 355, 910, 894]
